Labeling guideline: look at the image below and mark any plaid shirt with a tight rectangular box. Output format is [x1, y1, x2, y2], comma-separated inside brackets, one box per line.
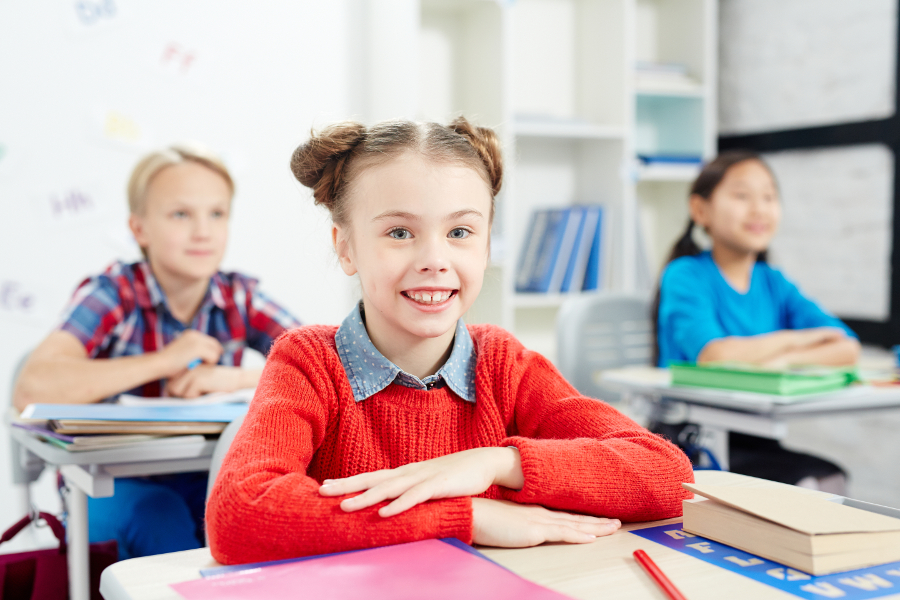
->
[59, 261, 301, 398]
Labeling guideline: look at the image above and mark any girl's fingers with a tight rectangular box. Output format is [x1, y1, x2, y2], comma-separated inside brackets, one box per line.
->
[338, 475, 419, 511]
[378, 483, 435, 517]
[547, 524, 596, 544]
[319, 470, 391, 496]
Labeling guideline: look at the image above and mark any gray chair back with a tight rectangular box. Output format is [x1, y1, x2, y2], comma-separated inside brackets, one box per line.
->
[556, 293, 653, 399]
[206, 412, 246, 501]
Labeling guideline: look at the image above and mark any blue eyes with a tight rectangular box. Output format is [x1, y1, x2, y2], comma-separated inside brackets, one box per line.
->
[388, 228, 471, 240]
[389, 229, 412, 240]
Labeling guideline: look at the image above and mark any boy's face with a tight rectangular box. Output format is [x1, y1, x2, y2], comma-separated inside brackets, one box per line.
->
[335, 152, 491, 348]
[129, 162, 231, 284]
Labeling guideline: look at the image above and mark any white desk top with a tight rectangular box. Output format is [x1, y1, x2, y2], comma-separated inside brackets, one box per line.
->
[99, 471, 874, 600]
[600, 366, 900, 417]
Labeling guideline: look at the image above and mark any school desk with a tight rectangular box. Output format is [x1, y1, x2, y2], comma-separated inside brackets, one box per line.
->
[599, 366, 900, 470]
[98, 470, 872, 600]
[8, 425, 218, 600]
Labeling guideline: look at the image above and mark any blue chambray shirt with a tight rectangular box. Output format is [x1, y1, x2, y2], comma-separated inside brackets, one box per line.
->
[334, 303, 477, 403]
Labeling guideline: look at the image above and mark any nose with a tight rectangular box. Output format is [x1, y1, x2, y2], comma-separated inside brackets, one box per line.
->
[415, 233, 450, 274]
[192, 214, 212, 239]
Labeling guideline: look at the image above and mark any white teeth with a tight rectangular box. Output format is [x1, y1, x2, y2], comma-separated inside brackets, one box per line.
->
[407, 291, 452, 304]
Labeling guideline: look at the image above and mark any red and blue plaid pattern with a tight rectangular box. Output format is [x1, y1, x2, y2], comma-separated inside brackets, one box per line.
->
[59, 261, 300, 398]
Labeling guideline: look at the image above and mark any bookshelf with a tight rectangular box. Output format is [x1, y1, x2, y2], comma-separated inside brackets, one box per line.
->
[377, 0, 717, 361]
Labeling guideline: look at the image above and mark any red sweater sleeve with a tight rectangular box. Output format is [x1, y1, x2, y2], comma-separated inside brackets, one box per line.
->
[206, 330, 473, 565]
[492, 334, 693, 521]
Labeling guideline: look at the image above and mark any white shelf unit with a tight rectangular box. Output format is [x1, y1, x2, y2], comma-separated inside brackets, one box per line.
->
[404, 0, 717, 361]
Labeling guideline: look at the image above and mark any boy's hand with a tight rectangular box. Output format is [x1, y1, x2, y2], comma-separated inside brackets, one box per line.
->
[793, 327, 846, 349]
[159, 330, 223, 375]
[471, 498, 620, 547]
[166, 365, 243, 398]
[318, 447, 523, 517]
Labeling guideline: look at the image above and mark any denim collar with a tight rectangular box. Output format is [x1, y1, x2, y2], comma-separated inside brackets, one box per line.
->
[335, 303, 477, 403]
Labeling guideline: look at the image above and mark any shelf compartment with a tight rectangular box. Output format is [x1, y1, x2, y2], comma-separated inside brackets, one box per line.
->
[635, 95, 705, 158]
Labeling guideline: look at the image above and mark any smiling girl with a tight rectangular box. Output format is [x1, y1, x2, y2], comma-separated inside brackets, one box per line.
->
[653, 150, 859, 491]
[206, 118, 693, 565]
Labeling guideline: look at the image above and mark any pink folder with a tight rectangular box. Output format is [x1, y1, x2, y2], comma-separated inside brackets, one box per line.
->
[171, 538, 572, 600]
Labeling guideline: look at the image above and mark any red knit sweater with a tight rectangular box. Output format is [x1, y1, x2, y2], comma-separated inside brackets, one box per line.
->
[207, 324, 693, 565]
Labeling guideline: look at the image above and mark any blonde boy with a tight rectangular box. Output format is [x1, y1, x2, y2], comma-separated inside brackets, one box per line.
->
[13, 145, 300, 558]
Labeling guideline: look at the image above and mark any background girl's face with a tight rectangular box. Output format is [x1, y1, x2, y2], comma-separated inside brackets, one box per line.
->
[334, 153, 492, 344]
[690, 159, 781, 255]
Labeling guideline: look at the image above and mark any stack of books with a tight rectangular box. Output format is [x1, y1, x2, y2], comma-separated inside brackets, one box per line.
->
[682, 483, 900, 575]
[15, 403, 248, 452]
[515, 206, 604, 294]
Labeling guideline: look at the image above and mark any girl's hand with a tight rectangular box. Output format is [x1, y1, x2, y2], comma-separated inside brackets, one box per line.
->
[166, 365, 242, 398]
[793, 327, 846, 349]
[319, 447, 524, 517]
[472, 498, 621, 547]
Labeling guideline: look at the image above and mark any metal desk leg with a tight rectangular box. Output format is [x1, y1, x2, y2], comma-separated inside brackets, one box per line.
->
[67, 484, 90, 600]
[698, 425, 729, 471]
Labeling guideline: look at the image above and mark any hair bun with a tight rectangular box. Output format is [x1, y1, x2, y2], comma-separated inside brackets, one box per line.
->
[290, 122, 367, 209]
[449, 116, 503, 196]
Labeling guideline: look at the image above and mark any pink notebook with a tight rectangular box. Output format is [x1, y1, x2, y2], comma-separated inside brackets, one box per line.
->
[171, 539, 572, 600]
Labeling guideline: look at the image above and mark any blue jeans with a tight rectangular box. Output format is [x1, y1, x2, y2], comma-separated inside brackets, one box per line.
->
[87, 472, 208, 560]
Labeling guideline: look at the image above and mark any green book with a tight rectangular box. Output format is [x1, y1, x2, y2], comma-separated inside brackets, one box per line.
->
[670, 362, 857, 396]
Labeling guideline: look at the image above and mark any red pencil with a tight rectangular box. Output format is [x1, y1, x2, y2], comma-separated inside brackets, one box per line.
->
[633, 549, 688, 600]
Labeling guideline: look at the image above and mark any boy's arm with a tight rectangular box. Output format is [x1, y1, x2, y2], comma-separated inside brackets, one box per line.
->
[206, 332, 472, 565]
[497, 346, 694, 522]
[13, 329, 222, 409]
[762, 336, 861, 368]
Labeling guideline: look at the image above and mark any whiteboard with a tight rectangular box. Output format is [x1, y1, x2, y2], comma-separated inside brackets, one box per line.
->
[0, 0, 360, 534]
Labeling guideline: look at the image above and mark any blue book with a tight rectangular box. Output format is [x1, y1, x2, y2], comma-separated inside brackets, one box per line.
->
[20, 403, 248, 423]
[515, 210, 551, 292]
[546, 208, 583, 294]
[560, 206, 600, 293]
[582, 209, 605, 291]
[523, 209, 574, 293]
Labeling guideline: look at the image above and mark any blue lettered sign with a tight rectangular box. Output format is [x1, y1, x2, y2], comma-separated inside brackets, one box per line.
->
[631, 523, 900, 599]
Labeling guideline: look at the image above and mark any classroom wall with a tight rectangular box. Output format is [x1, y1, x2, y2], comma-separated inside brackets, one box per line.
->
[0, 1, 362, 549]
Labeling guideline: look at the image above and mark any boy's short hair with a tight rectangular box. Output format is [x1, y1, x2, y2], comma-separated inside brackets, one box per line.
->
[127, 144, 235, 215]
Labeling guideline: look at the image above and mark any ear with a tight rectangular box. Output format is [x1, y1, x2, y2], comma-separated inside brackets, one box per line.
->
[688, 194, 711, 229]
[332, 224, 357, 276]
[128, 213, 150, 249]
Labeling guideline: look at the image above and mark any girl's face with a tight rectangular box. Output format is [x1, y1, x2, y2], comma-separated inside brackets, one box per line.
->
[335, 152, 491, 345]
[690, 159, 780, 255]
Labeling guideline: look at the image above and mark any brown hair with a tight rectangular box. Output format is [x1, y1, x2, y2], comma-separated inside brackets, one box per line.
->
[652, 150, 777, 365]
[127, 144, 234, 215]
[289, 116, 503, 225]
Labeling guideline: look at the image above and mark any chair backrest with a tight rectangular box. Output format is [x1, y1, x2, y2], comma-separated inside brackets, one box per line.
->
[556, 293, 653, 399]
[206, 412, 246, 501]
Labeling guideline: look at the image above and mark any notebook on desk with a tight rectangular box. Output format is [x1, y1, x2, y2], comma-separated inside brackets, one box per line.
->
[173, 538, 569, 600]
[670, 363, 856, 396]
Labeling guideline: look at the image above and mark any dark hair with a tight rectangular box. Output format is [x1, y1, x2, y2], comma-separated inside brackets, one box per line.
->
[651, 150, 776, 365]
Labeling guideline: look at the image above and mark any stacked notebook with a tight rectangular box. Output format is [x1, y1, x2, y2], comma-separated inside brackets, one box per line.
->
[16, 403, 248, 450]
[670, 362, 856, 396]
[682, 483, 900, 575]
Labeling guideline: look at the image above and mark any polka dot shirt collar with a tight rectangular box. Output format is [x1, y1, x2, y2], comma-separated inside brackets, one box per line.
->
[334, 303, 477, 404]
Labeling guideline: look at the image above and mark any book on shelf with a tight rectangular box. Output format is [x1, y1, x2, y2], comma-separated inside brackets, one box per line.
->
[581, 207, 605, 292]
[670, 362, 856, 396]
[682, 483, 900, 576]
[634, 61, 701, 94]
[637, 154, 703, 166]
[516, 206, 605, 294]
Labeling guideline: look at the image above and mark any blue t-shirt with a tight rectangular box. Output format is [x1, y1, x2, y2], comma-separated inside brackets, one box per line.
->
[657, 251, 856, 367]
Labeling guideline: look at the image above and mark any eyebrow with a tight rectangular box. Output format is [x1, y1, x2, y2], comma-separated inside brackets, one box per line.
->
[371, 209, 484, 222]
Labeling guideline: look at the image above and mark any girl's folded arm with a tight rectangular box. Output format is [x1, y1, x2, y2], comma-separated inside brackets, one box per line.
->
[497, 345, 693, 522]
[205, 334, 472, 565]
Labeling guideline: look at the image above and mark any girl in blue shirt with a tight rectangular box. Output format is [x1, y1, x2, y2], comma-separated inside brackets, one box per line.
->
[654, 150, 860, 491]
